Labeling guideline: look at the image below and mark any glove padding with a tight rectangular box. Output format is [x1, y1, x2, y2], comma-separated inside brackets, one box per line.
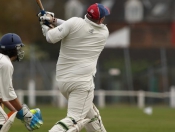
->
[25, 108, 43, 131]
[38, 11, 54, 18]
[38, 11, 55, 36]
[38, 11, 55, 25]
[16, 104, 43, 131]
[41, 25, 50, 36]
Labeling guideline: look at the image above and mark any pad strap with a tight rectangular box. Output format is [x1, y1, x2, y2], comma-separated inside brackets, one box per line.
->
[0, 125, 3, 130]
[69, 117, 77, 124]
[88, 115, 98, 123]
[57, 121, 69, 131]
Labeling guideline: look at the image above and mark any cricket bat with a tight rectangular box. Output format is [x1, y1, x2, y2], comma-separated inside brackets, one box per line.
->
[0, 111, 17, 132]
[35, 0, 54, 28]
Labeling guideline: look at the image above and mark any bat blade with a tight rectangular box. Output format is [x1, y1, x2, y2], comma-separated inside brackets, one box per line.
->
[36, 0, 46, 16]
[0, 112, 17, 132]
[35, 0, 54, 28]
[36, 0, 44, 11]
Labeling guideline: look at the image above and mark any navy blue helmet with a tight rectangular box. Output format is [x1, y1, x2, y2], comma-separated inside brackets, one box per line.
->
[0, 33, 24, 49]
[0, 33, 25, 61]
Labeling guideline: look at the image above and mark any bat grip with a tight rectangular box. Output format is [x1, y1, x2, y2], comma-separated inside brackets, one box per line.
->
[40, 10, 46, 16]
[45, 22, 54, 28]
[40, 10, 54, 28]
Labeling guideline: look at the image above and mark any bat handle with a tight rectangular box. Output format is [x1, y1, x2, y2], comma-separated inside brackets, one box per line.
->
[46, 23, 54, 28]
[40, 10, 54, 28]
[40, 10, 46, 16]
[44, 20, 54, 28]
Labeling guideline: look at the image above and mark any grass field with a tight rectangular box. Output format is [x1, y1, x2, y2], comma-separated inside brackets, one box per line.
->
[8, 105, 175, 132]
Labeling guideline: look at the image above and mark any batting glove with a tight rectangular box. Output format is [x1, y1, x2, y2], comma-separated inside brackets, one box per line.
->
[25, 108, 43, 131]
[41, 24, 50, 36]
[16, 104, 43, 131]
[38, 11, 56, 26]
[38, 11, 54, 17]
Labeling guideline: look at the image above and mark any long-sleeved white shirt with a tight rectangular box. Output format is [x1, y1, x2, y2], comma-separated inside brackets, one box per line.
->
[46, 15, 109, 81]
[0, 54, 17, 101]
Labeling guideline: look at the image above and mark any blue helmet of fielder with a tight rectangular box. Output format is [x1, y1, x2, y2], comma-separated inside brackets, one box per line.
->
[0, 33, 24, 49]
[0, 33, 25, 61]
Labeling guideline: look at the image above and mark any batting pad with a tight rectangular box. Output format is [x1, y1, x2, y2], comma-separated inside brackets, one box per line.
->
[0, 111, 17, 132]
[67, 118, 91, 132]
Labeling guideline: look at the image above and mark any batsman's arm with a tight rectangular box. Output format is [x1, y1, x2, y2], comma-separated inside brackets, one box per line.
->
[1, 101, 16, 111]
[54, 18, 65, 26]
[9, 98, 22, 111]
[38, 10, 65, 26]
[44, 17, 74, 44]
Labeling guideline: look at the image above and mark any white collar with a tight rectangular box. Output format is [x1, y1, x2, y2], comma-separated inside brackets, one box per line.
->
[84, 15, 105, 28]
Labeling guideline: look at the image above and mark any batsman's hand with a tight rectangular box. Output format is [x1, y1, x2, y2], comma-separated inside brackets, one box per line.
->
[38, 11, 56, 25]
[41, 25, 50, 36]
[16, 104, 43, 131]
[38, 11, 54, 18]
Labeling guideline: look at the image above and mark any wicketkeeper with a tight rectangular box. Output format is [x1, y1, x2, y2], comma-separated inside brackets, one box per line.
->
[38, 3, 110, 132]
[0, 33, 43, 131]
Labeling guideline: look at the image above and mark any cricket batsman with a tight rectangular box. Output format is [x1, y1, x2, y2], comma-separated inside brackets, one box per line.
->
[0, 33, 43, 131]
[38, 3, 110, 132]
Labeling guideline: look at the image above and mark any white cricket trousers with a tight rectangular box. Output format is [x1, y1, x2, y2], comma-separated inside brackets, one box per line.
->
[57, 78, 106, 131]
[58, 78, 94, 121]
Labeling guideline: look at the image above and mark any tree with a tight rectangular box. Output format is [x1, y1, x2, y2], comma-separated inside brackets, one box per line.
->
[0, 0, 67, 59]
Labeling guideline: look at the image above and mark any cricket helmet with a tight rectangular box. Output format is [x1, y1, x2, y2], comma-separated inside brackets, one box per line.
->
[0, 33, 24, 49]
[0, 33, 25, 61]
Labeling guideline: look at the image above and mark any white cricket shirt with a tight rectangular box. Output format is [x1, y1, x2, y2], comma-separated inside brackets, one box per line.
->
[0, 53, 17, 101]
[47, 15, 109, 81]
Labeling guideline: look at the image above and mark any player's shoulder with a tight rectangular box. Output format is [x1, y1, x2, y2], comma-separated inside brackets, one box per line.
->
[0, 54, 13, 69]
[67, 17, 83, 22]
[100, 24, 109, 35]
[101, 25, 109, 31]
[65, 17, 84, 28]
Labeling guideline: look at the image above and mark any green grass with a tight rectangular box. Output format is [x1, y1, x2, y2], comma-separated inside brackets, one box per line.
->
[7, 105, 175, 132]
